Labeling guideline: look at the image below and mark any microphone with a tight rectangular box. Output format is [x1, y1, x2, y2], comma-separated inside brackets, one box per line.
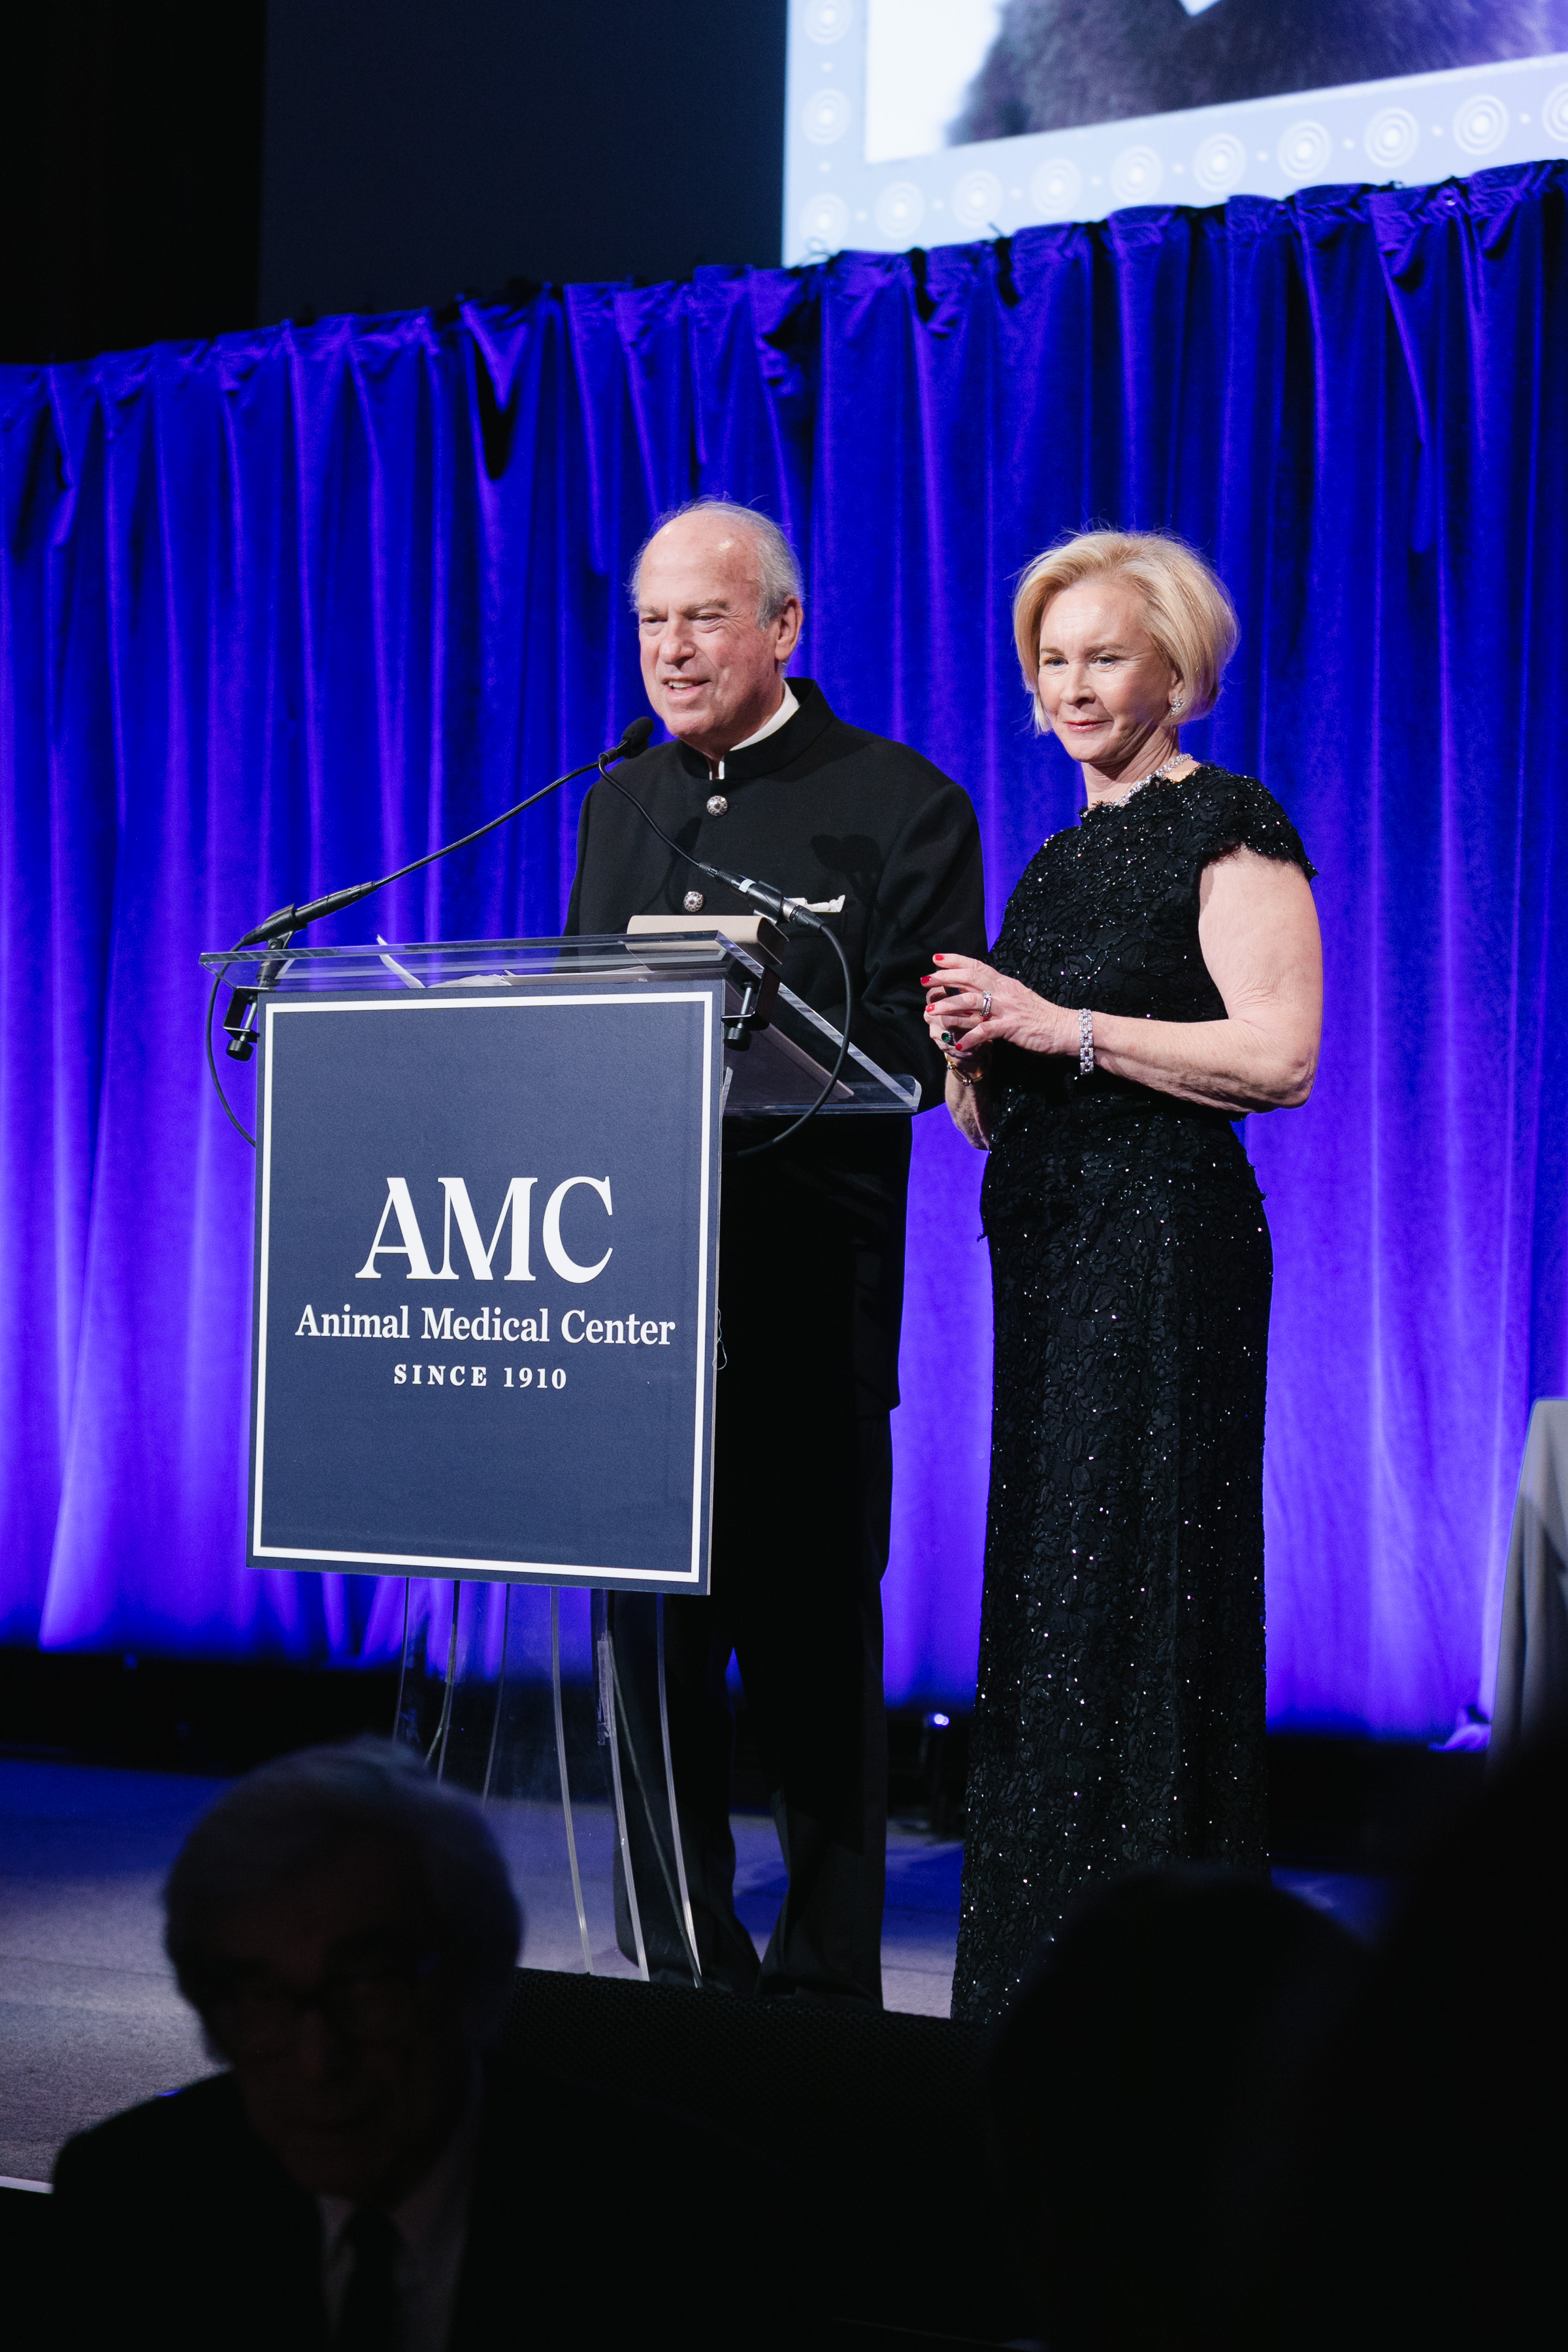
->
[237, 880, 378, 949]
[234, 721, 654, 951]
[615, 714, 656, 760]
[702, 868, 827, 932]
[218, 719, 656, 1070]
[208, 707, 847, 1158]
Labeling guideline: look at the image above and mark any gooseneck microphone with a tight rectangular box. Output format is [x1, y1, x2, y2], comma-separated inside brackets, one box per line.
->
[208, 711, 851, 1161]
[234, 716, 657, 951]
[613, 714, 657, 760]
[206, 718, 658, 1142]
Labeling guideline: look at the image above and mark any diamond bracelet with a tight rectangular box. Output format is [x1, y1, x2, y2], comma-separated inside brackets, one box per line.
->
[1078, 1007, 1094, 1077]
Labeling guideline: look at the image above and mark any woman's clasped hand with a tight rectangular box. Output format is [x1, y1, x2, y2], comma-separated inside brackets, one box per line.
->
[923, 955, 1071, 1063]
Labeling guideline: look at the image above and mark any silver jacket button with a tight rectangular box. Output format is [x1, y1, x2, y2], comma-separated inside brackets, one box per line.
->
[706, 794, 728, 816]
[683, 889, 705, 913]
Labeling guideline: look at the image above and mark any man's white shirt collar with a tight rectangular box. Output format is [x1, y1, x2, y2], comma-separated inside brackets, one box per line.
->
[713, 680, 798, 780]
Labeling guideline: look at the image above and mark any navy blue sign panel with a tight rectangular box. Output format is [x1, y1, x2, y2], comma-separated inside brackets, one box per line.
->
[250, 983, 725, 1590]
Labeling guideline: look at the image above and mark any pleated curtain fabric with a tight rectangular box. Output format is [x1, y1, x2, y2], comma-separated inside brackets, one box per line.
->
[1, 165, 1564, 1739]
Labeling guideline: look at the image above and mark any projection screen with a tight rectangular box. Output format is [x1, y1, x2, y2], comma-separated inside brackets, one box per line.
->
[785, 0, 1568, 262]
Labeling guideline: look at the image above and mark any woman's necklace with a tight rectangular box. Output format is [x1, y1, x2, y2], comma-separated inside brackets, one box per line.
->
[1098, 750, 1190, 808]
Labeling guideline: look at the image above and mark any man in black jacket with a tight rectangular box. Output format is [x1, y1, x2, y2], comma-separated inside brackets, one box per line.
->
[566, 500, 987, 2004]
[52, 1742, 779, 2350]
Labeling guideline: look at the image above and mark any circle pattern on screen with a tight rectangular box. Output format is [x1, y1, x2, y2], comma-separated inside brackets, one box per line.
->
[1030, 157, 1083, 214]
[1111, 146, 1164, 204]
[1279, 120, 1334, 182]
[802, 87, 851, 144]
[953, 170, 1005, 231]
[1452, 95, 1509, 155]
[1364, 108, 1420, 171]
[1193, 133, 1247, 195]
[799, 193, 849, 252]
[804, 0, 852, 41]
[875, 181, 926, 242]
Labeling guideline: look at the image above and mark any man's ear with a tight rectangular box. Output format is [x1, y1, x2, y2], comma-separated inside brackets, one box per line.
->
[774, 595, 804, 663]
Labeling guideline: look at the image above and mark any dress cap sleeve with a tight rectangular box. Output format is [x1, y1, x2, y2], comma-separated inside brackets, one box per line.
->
[1204, 772, 1317, 881]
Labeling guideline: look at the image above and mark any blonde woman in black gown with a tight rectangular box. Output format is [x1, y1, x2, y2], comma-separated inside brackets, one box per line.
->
[925, 532, 1322, 2025]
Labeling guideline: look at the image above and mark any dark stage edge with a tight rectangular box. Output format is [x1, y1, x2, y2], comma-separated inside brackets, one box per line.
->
[0, 1646, 1488, 1865]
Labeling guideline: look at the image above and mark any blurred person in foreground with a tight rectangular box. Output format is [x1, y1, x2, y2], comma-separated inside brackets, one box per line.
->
[985, 1866, 1368, 2350]
[52, 1739, 781, 2351]
[926, 531, 1322, 2022]
[1258, 1727, 1568, 2350]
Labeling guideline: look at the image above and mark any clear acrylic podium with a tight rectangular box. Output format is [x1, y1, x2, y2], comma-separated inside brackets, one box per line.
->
[203, 926, 916, 1983]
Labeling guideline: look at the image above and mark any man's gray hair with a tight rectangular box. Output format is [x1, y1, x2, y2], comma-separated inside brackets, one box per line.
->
[630, 498, 804, 627]
[164, 1739, 523, 2031]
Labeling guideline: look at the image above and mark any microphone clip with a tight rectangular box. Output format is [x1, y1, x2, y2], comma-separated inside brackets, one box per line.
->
[223, 989, 262, 1062]
[223, 928, 298, 1060]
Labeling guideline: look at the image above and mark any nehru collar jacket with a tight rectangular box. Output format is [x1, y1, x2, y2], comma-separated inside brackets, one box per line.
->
[563, 679, 987, 1110]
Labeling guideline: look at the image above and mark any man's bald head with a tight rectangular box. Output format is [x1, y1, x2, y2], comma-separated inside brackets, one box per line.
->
[631, 500, 802, 627]
[632, 502, 804, 762]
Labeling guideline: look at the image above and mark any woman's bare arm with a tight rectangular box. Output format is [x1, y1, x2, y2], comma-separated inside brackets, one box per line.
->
[924, 847, 1322, 1119]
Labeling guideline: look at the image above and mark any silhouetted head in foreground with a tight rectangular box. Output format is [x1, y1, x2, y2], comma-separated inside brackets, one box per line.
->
[986, 1867, 1367, 2349]
[1260, 1729, 1568, 2351]
[164, 1739, 522, 2205]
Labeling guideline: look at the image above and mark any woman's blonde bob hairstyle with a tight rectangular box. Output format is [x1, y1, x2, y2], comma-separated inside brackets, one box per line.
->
[1013, 530, 1239, 734]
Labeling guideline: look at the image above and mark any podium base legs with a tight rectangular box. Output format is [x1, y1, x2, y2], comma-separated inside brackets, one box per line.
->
[550, 1588, 593, 1974]
[393, 1578, 702, 1986]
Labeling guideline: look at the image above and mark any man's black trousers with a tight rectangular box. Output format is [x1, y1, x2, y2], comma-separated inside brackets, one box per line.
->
[609, 1119, 911, 2006]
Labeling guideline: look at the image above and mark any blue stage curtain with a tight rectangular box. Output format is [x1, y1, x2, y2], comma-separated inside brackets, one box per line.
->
[1, 166, 1563, 1735]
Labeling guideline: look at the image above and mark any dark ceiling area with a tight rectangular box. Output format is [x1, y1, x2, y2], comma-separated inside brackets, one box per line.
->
[1, 0, 789, 367]
[261, 0, 789, 325]
[1, 3, 268, 365]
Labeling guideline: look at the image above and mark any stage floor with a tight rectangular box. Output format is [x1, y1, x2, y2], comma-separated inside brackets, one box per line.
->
[0, 1757, 1390, 2185]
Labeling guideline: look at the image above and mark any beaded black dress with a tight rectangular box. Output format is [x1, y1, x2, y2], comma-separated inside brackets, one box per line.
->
[952, 765, 1316, 2025]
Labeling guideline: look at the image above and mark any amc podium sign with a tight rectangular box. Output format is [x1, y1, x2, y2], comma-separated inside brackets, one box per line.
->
[250, 983, 725, 1590]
